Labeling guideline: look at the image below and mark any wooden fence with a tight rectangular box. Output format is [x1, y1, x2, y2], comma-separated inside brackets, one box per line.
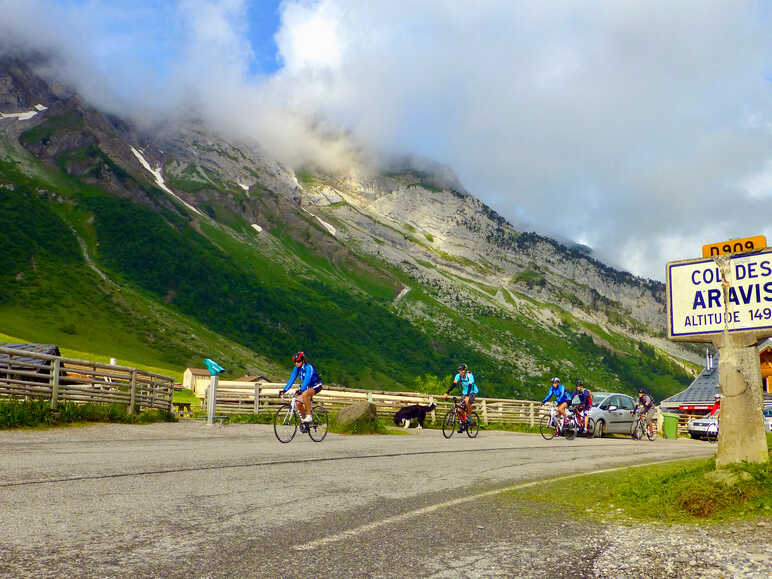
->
[206, 381, 547, 426]
[206, 382, 688, 434]
[0, 345, 173, 413]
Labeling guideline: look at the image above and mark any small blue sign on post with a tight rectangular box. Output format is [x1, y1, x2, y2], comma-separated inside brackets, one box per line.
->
[203, 358, 225, 376]
[203, 358, 225, 425]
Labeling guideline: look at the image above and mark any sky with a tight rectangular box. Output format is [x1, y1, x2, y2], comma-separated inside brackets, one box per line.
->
[1, 0, 771, 281]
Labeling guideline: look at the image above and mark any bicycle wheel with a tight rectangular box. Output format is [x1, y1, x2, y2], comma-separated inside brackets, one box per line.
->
[540, 414, 556, 440]
[273, 405, 298, 443]
[442, 411, 457, 439]
[308, 405, 329, 442]
[585, 418, 596, 438]
[465, 412, 480, 438]
[631, 421, 642, 440]
[645, 421, 656, 441]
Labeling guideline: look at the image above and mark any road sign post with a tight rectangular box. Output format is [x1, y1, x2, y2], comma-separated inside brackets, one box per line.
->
[666, 248, 770, 466]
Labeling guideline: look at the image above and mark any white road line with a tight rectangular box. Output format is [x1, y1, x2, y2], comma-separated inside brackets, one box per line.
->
[292, 458, 686, 551]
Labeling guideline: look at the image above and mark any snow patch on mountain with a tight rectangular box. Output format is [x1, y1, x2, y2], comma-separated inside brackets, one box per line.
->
[302, 207, 336, 236]
[130, 146, 205, 217]
[0, 103, 47, 121]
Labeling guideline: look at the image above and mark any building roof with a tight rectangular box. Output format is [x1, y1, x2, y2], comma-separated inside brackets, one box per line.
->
[186, 368, 210, 376]
[0, 343, 61, 370]
[661, 351, 719, 408]
[234, 375, 268, 382]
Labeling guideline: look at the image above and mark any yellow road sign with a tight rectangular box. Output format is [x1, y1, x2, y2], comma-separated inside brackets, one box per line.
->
[702, 235, 767, 258]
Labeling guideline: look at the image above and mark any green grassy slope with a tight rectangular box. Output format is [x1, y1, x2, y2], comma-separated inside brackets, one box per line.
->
[0, 123, 695, 400]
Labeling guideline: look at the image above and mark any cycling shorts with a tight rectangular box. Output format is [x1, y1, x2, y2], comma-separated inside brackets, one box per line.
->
[298, 383, 323, 394]
[464, 393, 476, 406]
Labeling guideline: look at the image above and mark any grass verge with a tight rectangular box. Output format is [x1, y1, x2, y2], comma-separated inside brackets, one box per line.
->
[508, 454, 771, 524]
[0, 399, 177, 428]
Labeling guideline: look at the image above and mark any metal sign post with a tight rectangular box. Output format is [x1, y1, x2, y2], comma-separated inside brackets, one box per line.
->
[203, 358, 225, 426]
[666, 247, 770, 466]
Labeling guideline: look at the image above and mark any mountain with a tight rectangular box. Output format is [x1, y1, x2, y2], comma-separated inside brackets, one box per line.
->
[0, 57, 699, 400]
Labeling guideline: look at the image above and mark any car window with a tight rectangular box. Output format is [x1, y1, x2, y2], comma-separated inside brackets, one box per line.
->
[593, 394, 608, 407]
[619, 397, 635, 410]
[763, 409, 772, 418]
[603, 395, 619, 409]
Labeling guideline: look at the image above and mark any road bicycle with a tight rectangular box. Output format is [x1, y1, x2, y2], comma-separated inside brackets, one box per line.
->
[540, 405, 593, 440]
[631, 411, 656, 440]
[442, 397, 479, 439]
[540, 405, 576, 440]
[273, 391, 329, 443]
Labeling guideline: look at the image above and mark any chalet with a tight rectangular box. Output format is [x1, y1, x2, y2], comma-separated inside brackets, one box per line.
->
[662, 340, 772, 416]
[182, 367, 211, 397]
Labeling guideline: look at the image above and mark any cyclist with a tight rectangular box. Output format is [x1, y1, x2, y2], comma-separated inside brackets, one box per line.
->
[541, 377, 572, 425]
[443, 363, 477, 432]
[571, 380, 593, 432]
[633, 389, 654, 430]
[279, 351, 323, 425]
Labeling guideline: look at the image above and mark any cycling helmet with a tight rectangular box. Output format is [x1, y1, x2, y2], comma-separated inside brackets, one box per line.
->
[552, 377, 560, 383]
[575, 380, 584, 388]
[458, 363, 467, 371]
[292, 351, 305, 363]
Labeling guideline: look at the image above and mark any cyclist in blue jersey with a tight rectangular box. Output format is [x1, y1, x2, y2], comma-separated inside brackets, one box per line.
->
[443, 363, 477, 432]
[279, 351, 323, 424]
[541, 377, 572, 422]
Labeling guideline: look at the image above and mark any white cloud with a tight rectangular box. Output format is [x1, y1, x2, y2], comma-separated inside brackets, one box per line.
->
[2, 0, 771, 280]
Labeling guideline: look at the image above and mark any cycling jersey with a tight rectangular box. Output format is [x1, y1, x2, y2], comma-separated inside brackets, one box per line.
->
[572, 389, 592, 407]
[282, 362, 322, 393]
[542, 383, 572, 405]
[446, 372, 478, 396]
[638, 394, 653, 410]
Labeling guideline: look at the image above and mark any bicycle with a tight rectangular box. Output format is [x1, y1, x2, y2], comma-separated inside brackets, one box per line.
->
[442, 397, 479, 439]
[573, 407, 596, 438]
[540, 405, 577, 440]
[631, 411, 656, 441]
[273, 391, 329, 443]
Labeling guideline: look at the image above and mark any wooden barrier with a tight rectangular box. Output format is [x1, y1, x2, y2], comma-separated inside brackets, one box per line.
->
[204, 381, 548, 425]
[0, 346, 173, 413]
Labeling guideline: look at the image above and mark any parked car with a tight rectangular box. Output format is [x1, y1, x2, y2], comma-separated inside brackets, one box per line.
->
[587, 391, 636, 437]
[687, 410, 719, 439]
[764, 408, 772, 432]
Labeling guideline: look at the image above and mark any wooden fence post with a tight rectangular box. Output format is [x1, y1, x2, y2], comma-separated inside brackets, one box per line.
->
[529, 402, 534, 426]
[254, 382, 260, 415]
[129, 370, 137, 415]
[481, 399, 488, 425]
[49, 358, 61, 410]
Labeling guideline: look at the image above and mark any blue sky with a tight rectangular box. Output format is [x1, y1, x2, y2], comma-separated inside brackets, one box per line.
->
[2, 0, 772, 280]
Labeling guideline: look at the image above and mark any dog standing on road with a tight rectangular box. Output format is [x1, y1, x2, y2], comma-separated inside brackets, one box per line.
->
[393, 403, 436, 430]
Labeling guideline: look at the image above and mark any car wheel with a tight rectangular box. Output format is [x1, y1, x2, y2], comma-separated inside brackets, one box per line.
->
[594, 419, 605, 438]
[689, 433, 698, 439]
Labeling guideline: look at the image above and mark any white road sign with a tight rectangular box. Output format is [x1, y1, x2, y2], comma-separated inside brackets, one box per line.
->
[666, 248, 772, 340]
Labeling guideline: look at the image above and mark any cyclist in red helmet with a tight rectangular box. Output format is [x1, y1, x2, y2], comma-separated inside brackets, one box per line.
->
[279, 351, 323, 424]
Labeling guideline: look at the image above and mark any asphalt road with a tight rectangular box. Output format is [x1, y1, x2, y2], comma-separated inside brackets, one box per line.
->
[0, 422, 718, 577]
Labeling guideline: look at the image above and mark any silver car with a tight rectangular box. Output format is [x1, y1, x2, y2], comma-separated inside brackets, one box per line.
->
[587, 391, 636, 436]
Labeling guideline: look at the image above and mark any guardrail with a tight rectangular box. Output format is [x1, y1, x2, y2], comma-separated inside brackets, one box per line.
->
[0, 346, 173, 413]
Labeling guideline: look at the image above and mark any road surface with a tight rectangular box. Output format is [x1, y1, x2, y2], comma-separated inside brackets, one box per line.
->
[0, 422, 729, 577]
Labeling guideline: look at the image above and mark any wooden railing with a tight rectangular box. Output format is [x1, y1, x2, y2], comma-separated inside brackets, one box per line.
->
[0, 346, 173, 413]
[205, 381, 547, 426]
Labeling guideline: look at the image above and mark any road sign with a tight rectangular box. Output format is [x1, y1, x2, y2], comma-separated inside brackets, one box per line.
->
[702, 235, 766, 258]
[666, 247, 772, 341]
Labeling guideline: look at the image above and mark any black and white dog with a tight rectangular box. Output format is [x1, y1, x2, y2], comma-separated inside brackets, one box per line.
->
[393, 403, 436, 430]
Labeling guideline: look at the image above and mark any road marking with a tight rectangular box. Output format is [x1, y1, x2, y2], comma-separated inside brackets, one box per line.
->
[292, 458, 689, 551]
